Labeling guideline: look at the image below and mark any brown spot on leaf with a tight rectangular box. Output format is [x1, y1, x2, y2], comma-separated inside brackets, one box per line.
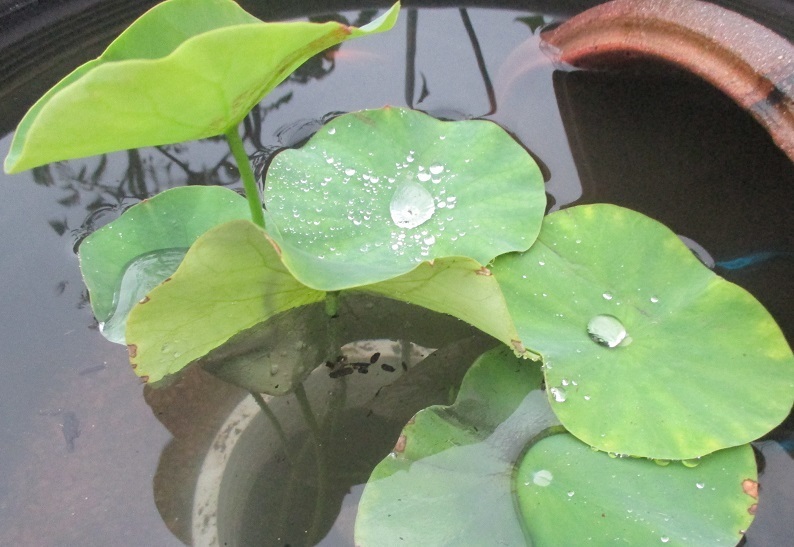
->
[163, 277, 172, 283]
[742, 479, 759, 499]
[130, 363, 137, 370]
[511, 340, 526, 354]
[394, 434, 407, 453]
[140, 375, 150, 384]
[475, 266, 492, 276]
[748, 503, 758, 515]
[127, 344, 137, 358]
[139, 296, 150, 304]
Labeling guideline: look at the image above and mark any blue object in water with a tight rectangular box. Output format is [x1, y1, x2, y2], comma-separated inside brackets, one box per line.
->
[715, 251, 792, 271]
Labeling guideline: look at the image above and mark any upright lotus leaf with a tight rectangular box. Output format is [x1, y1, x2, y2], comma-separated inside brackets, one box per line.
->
[4, 0, 400, 173]
[125, 219, 325, 384]
[79, 185, 250, 342]
[492, 204, 794, 460]
[263, 107, 546, 290]
[360, 256, 529, 357]
[356, 346, 758, 546]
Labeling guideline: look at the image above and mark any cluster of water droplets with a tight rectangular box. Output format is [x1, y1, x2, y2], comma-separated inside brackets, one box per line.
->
[266, 136, 474, 263]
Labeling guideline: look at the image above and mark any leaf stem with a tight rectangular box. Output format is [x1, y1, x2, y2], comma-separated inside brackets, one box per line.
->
[294, 383, 328, 543]
[224, 125, 266, 229]
[250, 391, 292, 457]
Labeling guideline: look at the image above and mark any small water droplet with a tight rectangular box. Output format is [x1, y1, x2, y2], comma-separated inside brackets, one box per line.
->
[682, 458, 701, 468]
[602, 292, 613, 300]
[417, 172, 431, 182]
[550, 386, 567, 402]
[390, 182, 435, 229]
[344, 168, 356, 176]
[567, 491, 575, 497]
[328, 127, 336, 135]
[423, 235, 436, 245]
[661, 536, 670, 543]
[429, 164, 444, 175]
[532, 470, 553, 486]
[326, 157, 334, 164]
[650, 296, 659, 303]
[539, 261, 546, 266]
[587, 314, 628, 348]
[696, 482, 705, 489]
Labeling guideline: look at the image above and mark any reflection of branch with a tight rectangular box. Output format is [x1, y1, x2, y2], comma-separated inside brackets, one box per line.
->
[405, 9, 418, 108]
[459, 8, 497, 116]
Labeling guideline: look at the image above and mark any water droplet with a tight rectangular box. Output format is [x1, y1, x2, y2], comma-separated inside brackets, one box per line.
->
[567, 491, 575, 497]
[390, 182, 435, 229]
[587, 314, 628, 348]
[270, 364, 280, 376]
[682, 458, 701, 468]
[532, 470, 553, 486]
[539, 261, 546, 266]
[423, 235, 436, 245]
[696, 482, 705, 489]
[429, 164, 444, 175]
[326, 157, 334, 164]
[602, 292, 614, 300]
[344, 168, 356, 176]
[417, 172, 431, 182]
[650, 296, 659, 303]
[550, 386, 567, 402]
[327, 127, 336, 135]
[653, 459, 671, 467]
[661, 536, 670, 543]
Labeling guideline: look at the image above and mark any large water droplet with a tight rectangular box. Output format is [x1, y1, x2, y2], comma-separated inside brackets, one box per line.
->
[587, 314, 628, 348]
[390, 182, 435, 229]
[532, 469, 553, 486]
[100, 248, 187, 344]
[429, 164, 444, 175]
[550, 386, 567, 402]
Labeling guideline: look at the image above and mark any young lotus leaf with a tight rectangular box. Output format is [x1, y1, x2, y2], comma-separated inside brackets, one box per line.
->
[79, 185, 250, 342]
[4, 0, 400, 173]
[125, 219, 325, 384]
[356, 346, 758, 546]
[362, 257, 529, 357]
[492, 204, 794, 460]
[263, 107, 546, 290]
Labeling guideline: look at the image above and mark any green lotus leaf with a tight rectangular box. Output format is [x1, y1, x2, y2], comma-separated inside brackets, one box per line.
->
[356, 346, 758, 546]
[125, 219, 325, 384]
[362, 256, 529, 357]
[4, 0, 400, 173]
[492, 204, 794, 459]
[356, 346, 554, 545]
[263, 107, 546, 290]
[79, 185, 250, 341]
[517, 435, 756, 546]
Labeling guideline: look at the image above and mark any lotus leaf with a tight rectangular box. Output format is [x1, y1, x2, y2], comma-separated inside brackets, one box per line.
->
[4, 0, 400, 173]
[356, 346, 758, 546]
[79, 185, 250, 340]
[263, 107, 546, 290]
[125, 219, 325, 383]
[492, 204, 794, 459]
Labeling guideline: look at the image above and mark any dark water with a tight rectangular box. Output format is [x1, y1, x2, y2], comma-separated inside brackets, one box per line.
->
[0, 3, 791, 546]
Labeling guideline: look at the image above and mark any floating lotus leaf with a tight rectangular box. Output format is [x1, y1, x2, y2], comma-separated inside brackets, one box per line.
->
[263, 107, 546, 290]
[125, 219, 325, 383]
[78, 185, 250, 342]
[492, 204, 794, 459]
[356, 346, 758, 546]
[4, 0, 400, 173]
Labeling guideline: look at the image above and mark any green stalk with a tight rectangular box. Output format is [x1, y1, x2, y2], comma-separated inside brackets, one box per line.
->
[224, 125, 266, 229]
[250, 391, 292, 458]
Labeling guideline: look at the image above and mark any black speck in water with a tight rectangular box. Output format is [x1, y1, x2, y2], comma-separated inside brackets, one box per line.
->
[61, 412, 80, 452]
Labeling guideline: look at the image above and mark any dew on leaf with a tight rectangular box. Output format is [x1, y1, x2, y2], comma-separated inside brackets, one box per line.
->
[390, 181, 435, 229]
[550, 386, 567, 402]
[587, 314, 628, 348]
[533, 469, 553, 486]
